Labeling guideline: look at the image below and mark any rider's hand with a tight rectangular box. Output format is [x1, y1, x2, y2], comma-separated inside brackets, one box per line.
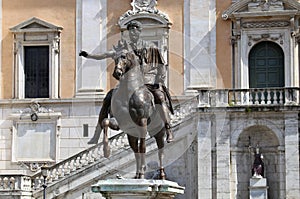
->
[79, 50, 88, 57]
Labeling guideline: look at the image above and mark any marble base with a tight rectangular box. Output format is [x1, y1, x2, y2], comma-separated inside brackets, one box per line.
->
[91, 179, 185, 199]
[249, 177, 268, 199]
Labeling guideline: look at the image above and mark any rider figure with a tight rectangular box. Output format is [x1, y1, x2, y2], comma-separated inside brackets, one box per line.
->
[79, 20, 174, 144]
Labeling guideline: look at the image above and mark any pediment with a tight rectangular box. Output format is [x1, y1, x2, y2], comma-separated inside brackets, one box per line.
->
[10, 17, 63, 33]
[222, 0, 300, 20]
[119, 13, 171, 30]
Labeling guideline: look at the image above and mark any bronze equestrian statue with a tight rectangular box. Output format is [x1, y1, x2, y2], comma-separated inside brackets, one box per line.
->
[101, 40, 168, 179]
[79, 20, 174, 144]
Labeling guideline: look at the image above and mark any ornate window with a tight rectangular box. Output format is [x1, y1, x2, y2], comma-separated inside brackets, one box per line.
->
[10, 17, 62, 99]
[222, 0, 300, 89]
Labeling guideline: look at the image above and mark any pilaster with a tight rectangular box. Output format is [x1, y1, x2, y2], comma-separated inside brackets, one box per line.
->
[76, 0, 107, 98]
[198, 113, 212, 198]
[184, 0, 217, 92]
[215, 112, 231, 198]
[284, 112, 300, 198]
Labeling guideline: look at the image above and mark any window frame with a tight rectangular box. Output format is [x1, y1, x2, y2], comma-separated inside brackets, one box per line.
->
[10, 17, 62, 99]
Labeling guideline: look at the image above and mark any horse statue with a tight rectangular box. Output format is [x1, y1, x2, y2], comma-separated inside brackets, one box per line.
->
[102, 40, 167, 179]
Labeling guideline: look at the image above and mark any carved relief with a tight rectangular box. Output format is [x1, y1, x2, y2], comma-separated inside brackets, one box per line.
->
[248, 0, 284, 12]
[248, 33, 283, 46]
[119, 0, 169, 23]
[132, 0, 157, 12]
[242, 21, 290, 29]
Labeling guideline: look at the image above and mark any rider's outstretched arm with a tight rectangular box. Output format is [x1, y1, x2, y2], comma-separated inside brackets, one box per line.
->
[79, 50, 115, 60]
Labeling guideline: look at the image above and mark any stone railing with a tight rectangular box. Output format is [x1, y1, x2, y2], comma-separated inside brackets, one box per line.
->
[0, 175, 31, 193]
[197, 87, 299, 107]
[170, 96, 199, 126]
[31, 132, 128, 191]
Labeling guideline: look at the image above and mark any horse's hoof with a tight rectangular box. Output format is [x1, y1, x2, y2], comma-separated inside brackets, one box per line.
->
[160, 168, 166, 180]
[138, 173, 145, 179]
[166, 130, 174, 143]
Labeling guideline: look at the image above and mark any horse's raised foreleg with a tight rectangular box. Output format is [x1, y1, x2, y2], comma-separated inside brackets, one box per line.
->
[102, 117, 120, 158]
[154, 128, 166, 180]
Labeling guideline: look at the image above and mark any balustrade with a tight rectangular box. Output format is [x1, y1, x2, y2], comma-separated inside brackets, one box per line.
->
[198, 87, 299, 107]
[228, 87, 299, 106]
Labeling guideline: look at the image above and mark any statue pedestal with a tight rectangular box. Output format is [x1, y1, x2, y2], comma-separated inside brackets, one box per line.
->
[249, 177, 268, 199]
[91, 179, 185, 199]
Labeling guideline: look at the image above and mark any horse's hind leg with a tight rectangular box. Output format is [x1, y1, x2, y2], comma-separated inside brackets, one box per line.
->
[154, 128, 166, 180]
[139, 138, 146, 179]
[127, 134, 140, 178]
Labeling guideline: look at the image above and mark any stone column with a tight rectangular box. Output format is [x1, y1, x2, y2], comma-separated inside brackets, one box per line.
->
[198, 114, 212, 198]
[184, 0, 216, 94]
[284, 113, 300, 198]
[215, 112, 231, 198]
[76, 0, 107, 98]
[278, 147, 286, 198]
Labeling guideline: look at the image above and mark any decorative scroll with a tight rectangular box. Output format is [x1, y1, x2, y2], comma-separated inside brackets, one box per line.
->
[119, 0, 169, 23]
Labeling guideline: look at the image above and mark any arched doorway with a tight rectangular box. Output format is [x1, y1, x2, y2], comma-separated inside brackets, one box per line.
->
[249, 41, 284, 88]
[234, 125, 282, 199]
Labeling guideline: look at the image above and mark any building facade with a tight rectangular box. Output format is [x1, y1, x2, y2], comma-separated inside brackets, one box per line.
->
[0, 0, 299, 198]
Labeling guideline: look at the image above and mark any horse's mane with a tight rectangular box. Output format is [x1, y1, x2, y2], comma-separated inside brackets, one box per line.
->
[113, 40, 129, 58]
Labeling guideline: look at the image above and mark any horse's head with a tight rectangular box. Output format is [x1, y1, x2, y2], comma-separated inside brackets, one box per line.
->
[112, 40, 137, 80]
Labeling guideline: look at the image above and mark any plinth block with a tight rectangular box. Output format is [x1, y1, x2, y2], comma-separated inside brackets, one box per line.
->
[249, 177, 269, 199]
[91, 179, 185, 199]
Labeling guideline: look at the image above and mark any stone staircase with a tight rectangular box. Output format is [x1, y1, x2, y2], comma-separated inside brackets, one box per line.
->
[31, 96, 199, 199]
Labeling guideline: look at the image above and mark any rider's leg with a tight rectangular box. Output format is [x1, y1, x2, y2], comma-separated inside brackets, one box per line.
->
[153, 89, 174, 143]
[154, 128, 166, 179]
[88, 89, 114, 144]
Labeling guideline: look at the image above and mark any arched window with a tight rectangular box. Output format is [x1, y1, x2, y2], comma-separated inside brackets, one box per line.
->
[249, 41, 284, 88]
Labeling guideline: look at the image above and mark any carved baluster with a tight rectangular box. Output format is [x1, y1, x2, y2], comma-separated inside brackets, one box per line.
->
[267, 89, 271, 104]
[97, 145, 103, 158]
[78, 155, 83, 168]
[52, 168, 58, 181]
[3, 177, 8, 189]
[88, 150, 95, 163]
[64, 162, 71, 175]
[83, 153, 89, 166]
[249, 90, 254, 105]
[260, 90, 265, 104]
[254, 91, 259, 104]
[70, 159, 76, 172]
[58, 165, 64, 178]
[279, 90, 283, 104]
[0, 177, 3, 189]
[9, 177, 15, 189]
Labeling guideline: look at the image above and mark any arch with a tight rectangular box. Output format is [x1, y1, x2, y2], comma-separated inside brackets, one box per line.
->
[231, 118, 284, 147]
[249, 41, 284, 88]
[118, 13, 171, 30]
[234, 124, 283, 198]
